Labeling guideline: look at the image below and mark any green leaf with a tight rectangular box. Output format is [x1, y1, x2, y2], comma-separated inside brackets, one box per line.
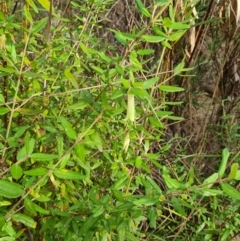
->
[235, 170, 240, 180]
[92, 206, 104, 217]
[11, 213, 36, 228]
[25, 138, 35, 156]
[203, 173, 218, 188]
[142, 77, 159, 89]
[24, 198, 37, 216]
[0, 93, 4, 103]
[129, 87, 150, 99]
[218, 148, 230, 177]
[161, 40, 172, 49]
[64, 66, 78, 89]
[59, 116, 77, 140]
[229, 163, 239, 179]
[171, 197, 187, 217]
[32, 17, 48, 34]
[0, 107, 10, 115]
[30, 153, 58, 161]
[10, 164, 23, 180]
[0, 180, 25, 198]
[90, 65, 104, 75]
[145, 176, 162, 194]
[65, 102, 88, 110]
[155, 0, 170, 6]
[37, 0, 53, 12]
[148, 208, 157, 228]
[57, 135, 63, 157]
[0, 66, 16, 73]
[200, 188, 223, 197]
[221, 183, 240, 201]
[53, 169, 85, 180]
[113, 176, 129, 190]
[110, 88, 125, 99]
[163, 17, 190, 29]
[24, 167, 48, 176]
[74, 144, 85, 162]
[135, 0, 151, 17]
[59, 153, 70, 169]
[173, 61, 185, 74]
[166, 115, 184, 121]
[159, 85, 184, 92]
[152, 25, 168, 37]
[141, 35, 165, 43]
[137, 49, 154, 55]
[33, 202, 50, 214]
[168, 30, 186, 41]
[24, 5, 33, 22]
[27, 0, 39, 12]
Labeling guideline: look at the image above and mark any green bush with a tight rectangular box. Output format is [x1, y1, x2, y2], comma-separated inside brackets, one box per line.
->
[0, 1, 240, 241]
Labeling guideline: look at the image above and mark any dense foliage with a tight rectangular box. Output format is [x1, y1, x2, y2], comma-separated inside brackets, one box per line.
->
[0, 0, 240, 240]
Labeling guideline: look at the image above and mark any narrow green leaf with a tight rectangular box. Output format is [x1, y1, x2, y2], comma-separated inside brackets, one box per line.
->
[0, 93, 4, 103]
[24, 167, 48, 176]
[137, 49, 154, 55]
[0, 107, 10, 115]
[11, 213, 36, 228]
[24, 198, 37, 216]
[229, 163, 239, 179]
[145, 176, 162, 194]
[33, 202, 50, 214]
[113, 176, 129, 190]
[135, 0, 151, 17]
[161, 40, 172, 49]
[129, 87, 150, 99]
[59, 153, 70, 169]
[118, 227, 126, 241]
[65, 102, 88, 110]
[168, 30, 186, 41]
[162, 174, 186, 189]
[148, 208, 157, 228]
[235, 170, 240, 180]
[163, 17, 190, 29]
[37, 0, 53, 12]
[24, 5, 33, 22]
[171, 197, 187, 217]
[155, 0, 170, 6]
[32, 17, 47, 34]
[74, 143, 85, 162]
[141, 35, 165, 43]
[0, 66, 16, 73]
[57, 135, 63, 157]
[10, 164, 23, 180]
[92, 206, 104, 217]
[59, 116, 77, 140]
[110, 88, 125, 99]
[203, 173, 218, 188]
[30, 153, 58, 161]
[142, 77, 159, 89]
[64, 67, 78, 89]
[26, 138, 35, 156]
[53, 169, 85, 180]
[221, 183, 240, 201]
[200, 188, 223, 196]
[159, 85, 184, 92]
[173, 61, 185, 74]
[218, 148, 230, 177]
[0, 180, 24, 198]
[79, 42, 91, 57]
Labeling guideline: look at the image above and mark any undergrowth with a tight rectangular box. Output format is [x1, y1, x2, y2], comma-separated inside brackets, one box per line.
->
[0, 0, 240, 241]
